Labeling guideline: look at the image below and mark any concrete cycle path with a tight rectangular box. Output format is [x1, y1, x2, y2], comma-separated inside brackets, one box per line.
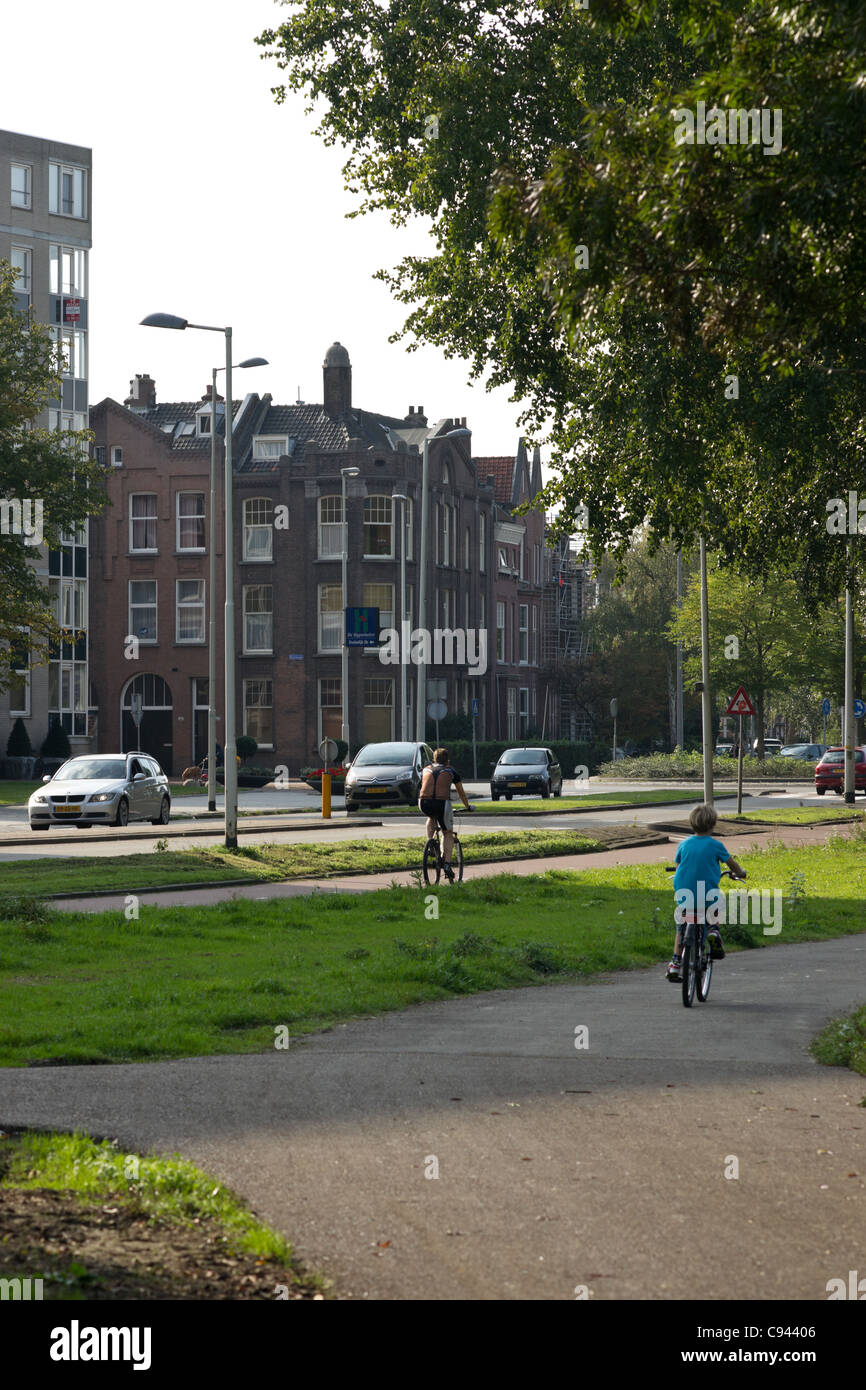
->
[1, 932, 864, 1300]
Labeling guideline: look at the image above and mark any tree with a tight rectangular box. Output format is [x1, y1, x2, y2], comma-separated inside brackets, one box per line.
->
[0, 260, 106, 687]
[236, 735, 258, 764]
[6, 717, 32, 758]
[40, 720, 70, 760]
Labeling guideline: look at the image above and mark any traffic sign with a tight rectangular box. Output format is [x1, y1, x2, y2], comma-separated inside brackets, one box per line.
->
[471, 698, 479, 717]
[428, 700, 447, 720]
[822, 697, 832, 716]
[855, 699, 866, 719]
[318, 737, 339, 765]
[725, 686, 756, 717]
[346, 606, 379, 648]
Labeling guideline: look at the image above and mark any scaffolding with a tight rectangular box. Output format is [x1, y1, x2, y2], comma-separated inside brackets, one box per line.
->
[543, 528, 595, 740]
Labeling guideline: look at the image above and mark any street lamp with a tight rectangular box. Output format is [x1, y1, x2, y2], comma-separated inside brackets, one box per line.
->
[206, 356, 267, 813]
[341, 466, 360, 760]
[141, 312, 249, 849]
[392, 491, 408, 740]
[415, 428, 471, 743]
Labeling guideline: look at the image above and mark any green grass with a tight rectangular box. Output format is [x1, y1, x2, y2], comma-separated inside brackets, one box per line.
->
[597, 752, 817, 780]
[1, 836, 864, 1067]
[721, 808, 866, 826]
[377, 788, 739, 815]
[1, 1130, 297, 1264]
[0, 829, 606, 897]
[810, 1005, 866, 1076]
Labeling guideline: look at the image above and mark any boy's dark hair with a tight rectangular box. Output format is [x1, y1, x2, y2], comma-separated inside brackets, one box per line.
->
[689, 803, 718, 833]
[434, 748, 450, 763]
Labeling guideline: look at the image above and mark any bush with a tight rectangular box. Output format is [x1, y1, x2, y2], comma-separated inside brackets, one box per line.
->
[236, 735, 258, 764]
[40, 720, 70, 759]
[595, 752, 818, 780]
[6, 718, 32, 758]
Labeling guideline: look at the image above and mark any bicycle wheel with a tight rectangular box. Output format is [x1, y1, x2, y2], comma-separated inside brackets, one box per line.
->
[697, 930, 713, 1002]
[681, 928, 697, 1008]
[422, 837, 441, 886]
[451, 837, 464, 883]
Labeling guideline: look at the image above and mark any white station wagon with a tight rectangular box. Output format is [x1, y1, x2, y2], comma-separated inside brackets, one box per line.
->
[29, 754, 171, 831]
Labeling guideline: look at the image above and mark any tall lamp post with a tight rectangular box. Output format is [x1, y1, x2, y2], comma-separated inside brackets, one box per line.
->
[392, 491, 408, 740]
[141, 312, 250, 850]
[415, 428, 471, 743]
[341, 466, 360, 760]
[206, 356, 267, 812]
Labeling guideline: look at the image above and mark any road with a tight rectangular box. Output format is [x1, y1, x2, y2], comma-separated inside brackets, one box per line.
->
[1, 934, 862, 1300]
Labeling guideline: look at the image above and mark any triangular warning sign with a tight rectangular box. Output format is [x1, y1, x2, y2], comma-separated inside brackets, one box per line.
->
[725, 685, 756, 717]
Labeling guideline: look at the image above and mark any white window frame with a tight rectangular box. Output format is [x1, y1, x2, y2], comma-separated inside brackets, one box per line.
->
[496, 602, 506, 663]
[318, 676, 342, 743]
[252, 435, 290, 461]
[519, 687, 530, 737]
[176, 492, 206, 552]
[318, 583, 343, 652]
[9, 631, 30, 716]
[110, 446, 123, 467]
[318, 495, 343, 559]
[51, 326, 86, 380]
[11, 163, 31, 209]
[363, 495, 394, 558]
[479, 515, 486, 573]
[532, 604, 538, 664]
[243, 584, 273, 654]
[243, 497, 274, 561]
[49, 162, 87, 219]
[519, 604, 529, 664]
[129, 493, 158, 553]
[176, 580, 206, 644]
[363, 677, 394, 740]
[363, 582, 394, 648]
[129, 580, 158, 644]
[11, 246, 31, 299]
[243, 678, 273, 748]
[49, 244, 87, 297]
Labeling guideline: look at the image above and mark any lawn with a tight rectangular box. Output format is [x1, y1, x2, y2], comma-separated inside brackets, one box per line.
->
[380, 788, 740, 815]
[0, 827, 610, 897]
[1, 836, 864, 1067]
[720, 808, 866, 826]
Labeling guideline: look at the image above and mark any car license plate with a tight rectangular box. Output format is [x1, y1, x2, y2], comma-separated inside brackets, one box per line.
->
[58, 805, 81, 814]
[510, 782, 526, 788]
[367, 787, 388, 794]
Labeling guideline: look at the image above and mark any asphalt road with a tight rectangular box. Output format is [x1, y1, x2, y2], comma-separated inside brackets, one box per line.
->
[1, 935, 863, 1300]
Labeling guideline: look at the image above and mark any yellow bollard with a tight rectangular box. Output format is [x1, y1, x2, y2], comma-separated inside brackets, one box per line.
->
[321, 772, 332, 819]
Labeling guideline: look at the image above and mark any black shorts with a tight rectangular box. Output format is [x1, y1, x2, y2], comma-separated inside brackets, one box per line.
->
[419, 797, 453, 831]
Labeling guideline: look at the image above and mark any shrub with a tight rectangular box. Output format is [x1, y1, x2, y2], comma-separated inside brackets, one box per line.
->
[595, 752, 817, 780]
[40, 720, 70, 759]
[236, 735, 258, 764]
[6, 718, 32, 758]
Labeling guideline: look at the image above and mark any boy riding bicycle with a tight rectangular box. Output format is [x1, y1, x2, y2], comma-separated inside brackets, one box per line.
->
[419, 748, 473, 881]
[667, 803, 745, 982]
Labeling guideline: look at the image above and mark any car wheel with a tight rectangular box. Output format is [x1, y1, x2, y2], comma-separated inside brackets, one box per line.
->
[151, 797, 170, 826]
[505, 793, 513, 801]
[491, 791, 499, 801]
[115, 797, 129, 827]
[541, 784, 550, 798]
[816, 787, 825, 796]
[30, 822, 50, 832]
[346, 803, 359, 814]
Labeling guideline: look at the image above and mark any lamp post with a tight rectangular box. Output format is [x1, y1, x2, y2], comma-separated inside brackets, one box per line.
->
[392, 491, 408, 740]
[341, 466, 360, 760]
[415, 428, 471, 743]
[206, 356, 267, 812]
[140, 312, 255, 850]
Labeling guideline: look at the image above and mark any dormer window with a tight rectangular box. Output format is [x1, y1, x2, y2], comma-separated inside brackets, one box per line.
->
[253, 435, 291, 461]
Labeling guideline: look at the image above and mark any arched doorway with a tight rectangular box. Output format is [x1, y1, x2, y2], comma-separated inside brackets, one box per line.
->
[121, 674, 173, 775]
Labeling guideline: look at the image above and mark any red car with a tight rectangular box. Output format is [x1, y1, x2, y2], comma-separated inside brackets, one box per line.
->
[815, 746, 866, 795]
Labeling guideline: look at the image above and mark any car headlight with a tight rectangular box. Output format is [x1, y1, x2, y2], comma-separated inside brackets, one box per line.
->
[32, 794, 47, 804]
[89, 792, 116, 802]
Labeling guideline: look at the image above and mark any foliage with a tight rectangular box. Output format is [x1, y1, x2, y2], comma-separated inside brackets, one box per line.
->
[5, 718, 32, 758]
[235, 735, 258, 764]
[40, 721, 70, 759]
[810, 1006, 866, 1076]
[596, 752, 817, 780]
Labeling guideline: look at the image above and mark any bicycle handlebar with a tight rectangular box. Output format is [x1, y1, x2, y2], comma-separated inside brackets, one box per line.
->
[665, 865, 747, 880]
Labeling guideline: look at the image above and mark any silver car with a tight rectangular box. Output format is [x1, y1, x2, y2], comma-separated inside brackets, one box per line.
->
[344, 741, 435, 813]
[29, 753, 171, 831]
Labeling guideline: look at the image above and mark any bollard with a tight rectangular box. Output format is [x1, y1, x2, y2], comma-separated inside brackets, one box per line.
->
[321, 772, 332, 819]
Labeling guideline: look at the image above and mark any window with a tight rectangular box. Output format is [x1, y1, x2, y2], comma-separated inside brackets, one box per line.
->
[176, 580, 205, 643]
[464, 590, 470, 630]
[54, 578, 86, 630]
[49, 244, 87, 296]
[519, 604, 529, 664]
[480, 591, 486, 640]
[49, 162, 87, 218]
[507, 687, 517, 740]
[9, 635, 29, 716]
[177, 493, 205, 551]
[129, 581, 157, 642]
[498, 545, 510, 572]
[51, 327, 86, 379]
[319, 677, 342, 742]
[243, 497, 273, 561]
[519, 540, 525, 579]
[496, 602, 505, 662]
[318, 495, 343, 559]
[363, 496, 393, 557]
[319, 584, 342, 651]
[437, 502, 451, 566]
[11, 163, 31, 209]
[441, 461, 450, 487]
[439, 588, 453, 628]
[364, 583, 393, 642]
[464, 526, 471, 570]
[364, 678, 393, 741]
[110, 446, 123, 467]
[404, 497, 414, 560]
[479, 516, 486, 573]
[243, 585, 273, 652]
[129, 494, 157, 552]
[252, 436, 290, 460]
[244, 679, 273, 746]
[519, 687, 529, 737]
[197, 411, 212, 436]
[532, 605, 538, 664]
[11, 246, 31, 298]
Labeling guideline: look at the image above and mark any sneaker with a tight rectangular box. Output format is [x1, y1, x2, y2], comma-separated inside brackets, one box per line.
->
[443, 863, 455, 883]
[708, 930, 725, 960]
[666, 957, 683, 982]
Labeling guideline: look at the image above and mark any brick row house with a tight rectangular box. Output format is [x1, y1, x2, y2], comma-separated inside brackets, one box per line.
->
[88, 343, 560, 775]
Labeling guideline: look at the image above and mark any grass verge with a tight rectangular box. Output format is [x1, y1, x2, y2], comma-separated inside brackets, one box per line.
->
[0, 833, 863, 1067]
[377, 788, 739, 815]
[810, 1006, 866, 1077]
[0, 1129, 323, 1299]
[721, 808, 866, 826]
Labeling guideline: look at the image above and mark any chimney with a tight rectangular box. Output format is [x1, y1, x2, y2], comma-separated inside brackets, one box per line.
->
[125, 373, 156, 409]
[322, 341, 352, 417]
[201, 384, 224, 403]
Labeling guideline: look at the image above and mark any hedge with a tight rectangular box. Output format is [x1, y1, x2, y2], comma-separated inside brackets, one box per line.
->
[435, 740, 612, 778]
[595, 751, 818, 780]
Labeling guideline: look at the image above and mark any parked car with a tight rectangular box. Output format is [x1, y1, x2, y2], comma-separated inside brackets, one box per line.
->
[779, 743, 825, 760]
[490, 747, 563, 800]
[715, 742, 735, 758]
[814, 746, 866, 796]
[344, 741, 434, 813]
[28, 753, 171, 830]
[749, 737, 783, 757]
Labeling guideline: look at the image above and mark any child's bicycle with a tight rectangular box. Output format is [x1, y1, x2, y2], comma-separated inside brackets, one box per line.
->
[666, 865, 747, 1008]
[422, 824, 464, 886]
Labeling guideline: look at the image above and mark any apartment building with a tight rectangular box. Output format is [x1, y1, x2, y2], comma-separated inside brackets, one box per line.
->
[0, 128, 92, 755]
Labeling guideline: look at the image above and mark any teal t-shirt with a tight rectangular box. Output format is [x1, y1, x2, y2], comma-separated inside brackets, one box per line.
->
[673, 834, 730, 905]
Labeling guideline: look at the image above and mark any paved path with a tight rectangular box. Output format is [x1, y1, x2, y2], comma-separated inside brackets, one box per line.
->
[1, 935, 863, 1300]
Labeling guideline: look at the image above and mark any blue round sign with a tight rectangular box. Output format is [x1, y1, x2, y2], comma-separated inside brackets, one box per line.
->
[821, 698, 831, 716]
[855, 699, 866, 719]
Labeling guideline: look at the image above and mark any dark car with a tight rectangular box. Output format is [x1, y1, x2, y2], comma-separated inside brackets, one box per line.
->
[344, 741, 435, 813]
[779, 743, 825, 760]
[490, 747, 563, 800]
[814, 746, 866, 796]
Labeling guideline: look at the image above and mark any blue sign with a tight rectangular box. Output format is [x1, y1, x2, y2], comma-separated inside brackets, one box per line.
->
[346, 606, 380, 648]
[289, 653, 304, 661]
[821, 698, 831, 716]
[855, 699, 866, 719]
[471, 698, 479, 717]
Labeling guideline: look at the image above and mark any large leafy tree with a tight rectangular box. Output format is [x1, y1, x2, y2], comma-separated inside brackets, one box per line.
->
[257, 2, 866, 597]
[0, 261, 105, 686]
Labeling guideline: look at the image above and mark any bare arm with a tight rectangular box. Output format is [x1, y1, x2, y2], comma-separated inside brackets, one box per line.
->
[727, 856, 746, 877]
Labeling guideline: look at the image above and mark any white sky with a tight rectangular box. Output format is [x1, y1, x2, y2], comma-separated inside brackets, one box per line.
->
[1, 0, 529, 455]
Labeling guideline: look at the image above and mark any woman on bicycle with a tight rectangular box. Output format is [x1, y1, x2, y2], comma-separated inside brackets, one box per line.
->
[419, 748, 473, 881]
[667, 803, 745, 982]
